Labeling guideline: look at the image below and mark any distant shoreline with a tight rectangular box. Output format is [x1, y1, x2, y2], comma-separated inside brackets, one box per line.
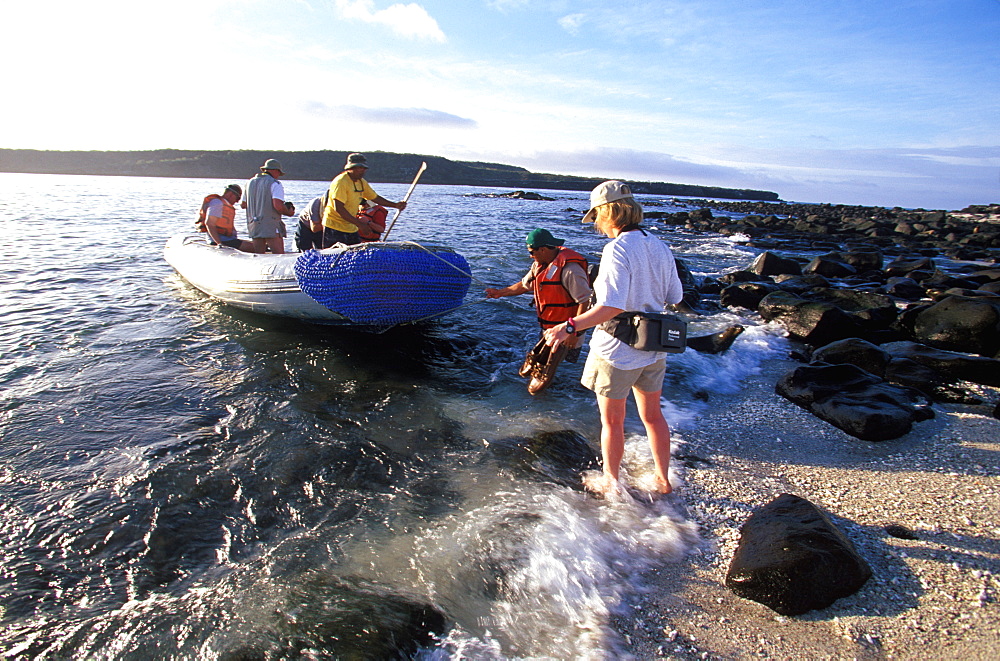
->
[0, 148, 781, 202]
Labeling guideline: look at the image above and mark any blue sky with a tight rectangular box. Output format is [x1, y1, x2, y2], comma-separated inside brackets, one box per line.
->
[4, 0, 999, 209]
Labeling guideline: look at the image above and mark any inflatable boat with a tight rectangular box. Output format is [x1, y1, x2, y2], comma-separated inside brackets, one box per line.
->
[163, 235, 472, 327]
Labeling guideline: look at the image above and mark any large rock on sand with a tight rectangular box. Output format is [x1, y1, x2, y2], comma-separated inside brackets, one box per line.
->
[881, 341, 1000, 386]
[726, 494, 872, 615]
[909, 295, 1000, 358]
[810, 337, 891, 376]
[758, 292, 867, 346]
[775, 363, 933, 441]
[809, 338, 972, 401]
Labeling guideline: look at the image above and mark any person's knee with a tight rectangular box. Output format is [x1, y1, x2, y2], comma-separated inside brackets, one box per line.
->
[599, 404, 627, 427]
[637, 405, 667, 424]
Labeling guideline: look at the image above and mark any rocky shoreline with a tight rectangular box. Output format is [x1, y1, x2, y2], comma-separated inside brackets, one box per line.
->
[646, 201, 1000, 264]
[613, 200, 1000, 659]
[617, 354, 999, 660]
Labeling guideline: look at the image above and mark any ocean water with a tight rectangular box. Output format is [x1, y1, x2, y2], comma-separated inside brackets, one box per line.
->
[0, 173, 791, 659]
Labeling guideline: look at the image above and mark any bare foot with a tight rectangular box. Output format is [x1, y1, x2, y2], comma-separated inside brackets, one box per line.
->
[582, 471, 619, 496]
[637, 473, 673, 495]
[654, 476, 672, 495]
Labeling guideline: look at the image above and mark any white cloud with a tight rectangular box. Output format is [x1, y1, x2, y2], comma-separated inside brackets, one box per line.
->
[558, 13, 587, 35]
[334, 0, 446, 42]
[302, 101, 477, 128]
[509, 147, 742, 183]
[486, 0, 530, 11]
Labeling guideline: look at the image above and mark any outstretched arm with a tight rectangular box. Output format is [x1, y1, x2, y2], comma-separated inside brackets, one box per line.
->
[485, 282, 530, 298]
[374, 195, 406, 211]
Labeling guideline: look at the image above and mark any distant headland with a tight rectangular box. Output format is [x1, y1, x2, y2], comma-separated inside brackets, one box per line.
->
[0, 148, 780, 202]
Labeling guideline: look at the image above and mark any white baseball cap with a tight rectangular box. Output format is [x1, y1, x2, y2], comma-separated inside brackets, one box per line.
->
[582, 180, 634, 223]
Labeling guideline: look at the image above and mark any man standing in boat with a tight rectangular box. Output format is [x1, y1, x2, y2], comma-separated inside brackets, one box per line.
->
[201, 183, 254, 252]
[485, 229, 592, 394]
[320, 153, 406, 247]
[246, 158, 296, 254]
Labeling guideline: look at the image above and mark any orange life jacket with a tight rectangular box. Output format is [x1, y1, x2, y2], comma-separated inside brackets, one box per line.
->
[357, 205, 388, 242]
[532, 247, 589, 328]
[195, 194, 236, 236]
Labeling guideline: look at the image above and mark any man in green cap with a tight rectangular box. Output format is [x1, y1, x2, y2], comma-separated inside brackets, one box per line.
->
[485, 228, 592, 394]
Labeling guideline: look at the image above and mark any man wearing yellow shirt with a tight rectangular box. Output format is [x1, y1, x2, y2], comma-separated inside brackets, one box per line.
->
[321, 153, 407, 246]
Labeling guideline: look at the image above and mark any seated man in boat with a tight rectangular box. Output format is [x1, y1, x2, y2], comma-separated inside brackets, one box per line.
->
[201, 184, 254, 252]
[294, 192, 329, 251]
[320, 153, 406, 247]
[485, 229, 592, 394]
[246, 158, 296, 254]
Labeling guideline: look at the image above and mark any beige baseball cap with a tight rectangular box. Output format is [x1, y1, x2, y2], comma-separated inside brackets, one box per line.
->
[582, 180, 634, 223]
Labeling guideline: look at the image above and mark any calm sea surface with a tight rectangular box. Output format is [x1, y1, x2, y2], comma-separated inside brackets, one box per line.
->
[1, 173, 789, 658]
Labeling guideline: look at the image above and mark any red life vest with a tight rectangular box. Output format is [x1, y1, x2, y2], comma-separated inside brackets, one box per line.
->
[531, 247, 589, 329]
[357, 205, 388, 242]
[195, 194, 236, 236]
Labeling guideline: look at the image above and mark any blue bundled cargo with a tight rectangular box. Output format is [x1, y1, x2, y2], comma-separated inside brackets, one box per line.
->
[294, 242, 472, 327]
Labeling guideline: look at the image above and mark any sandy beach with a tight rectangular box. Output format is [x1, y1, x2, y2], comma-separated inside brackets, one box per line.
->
[618, 355, 1000, 660]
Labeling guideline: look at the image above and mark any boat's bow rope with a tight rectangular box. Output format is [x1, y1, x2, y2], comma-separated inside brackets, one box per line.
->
[396, 241, 490, 287]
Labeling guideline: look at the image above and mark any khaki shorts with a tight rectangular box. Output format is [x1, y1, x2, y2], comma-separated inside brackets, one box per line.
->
[581, 353, 667, 400]
[247, 216, 287, 239]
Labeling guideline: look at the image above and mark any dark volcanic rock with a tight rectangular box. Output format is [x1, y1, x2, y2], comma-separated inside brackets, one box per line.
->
[486, 429, 600, 489]
[772, 273, 831, 294]
[673, 257, 703, 311]
[721, 282, 781, 311]
[269, 574, 448, 659]
[495, 190, 555, 200]
[885, 256, 936, 281]
[808, 339, 979, 402]
[910, 295, 1000, 357]
[719, 269, 771, 284]
[806, 289, 899, 331]
[775, 363, 933, 441]
[810, 338, 891, 376]
[725, 494, 872, 616]
[883, 357, 962, 401]
[885, 524, 920, 540]
[749, 251, 802, 277]
[881, 341, 1000, 387]
[758, 292, 868, 346]
[835, 249, 883, 272]
[884, 277, 927, 301]
[804, 254, 857, 278]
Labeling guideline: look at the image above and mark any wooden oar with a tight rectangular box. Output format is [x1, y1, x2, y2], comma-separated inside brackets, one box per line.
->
[381, 161, 427, 241]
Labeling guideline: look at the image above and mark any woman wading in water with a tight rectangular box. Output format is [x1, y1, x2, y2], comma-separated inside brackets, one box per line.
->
[544, 181, 684, 496]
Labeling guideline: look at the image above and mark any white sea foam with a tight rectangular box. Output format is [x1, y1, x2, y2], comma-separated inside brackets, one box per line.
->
[659, 321, 788, 431]
[415, 486, 698, 659]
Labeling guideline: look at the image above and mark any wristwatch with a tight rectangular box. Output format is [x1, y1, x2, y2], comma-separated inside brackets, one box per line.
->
[565, 317, 576, 334]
